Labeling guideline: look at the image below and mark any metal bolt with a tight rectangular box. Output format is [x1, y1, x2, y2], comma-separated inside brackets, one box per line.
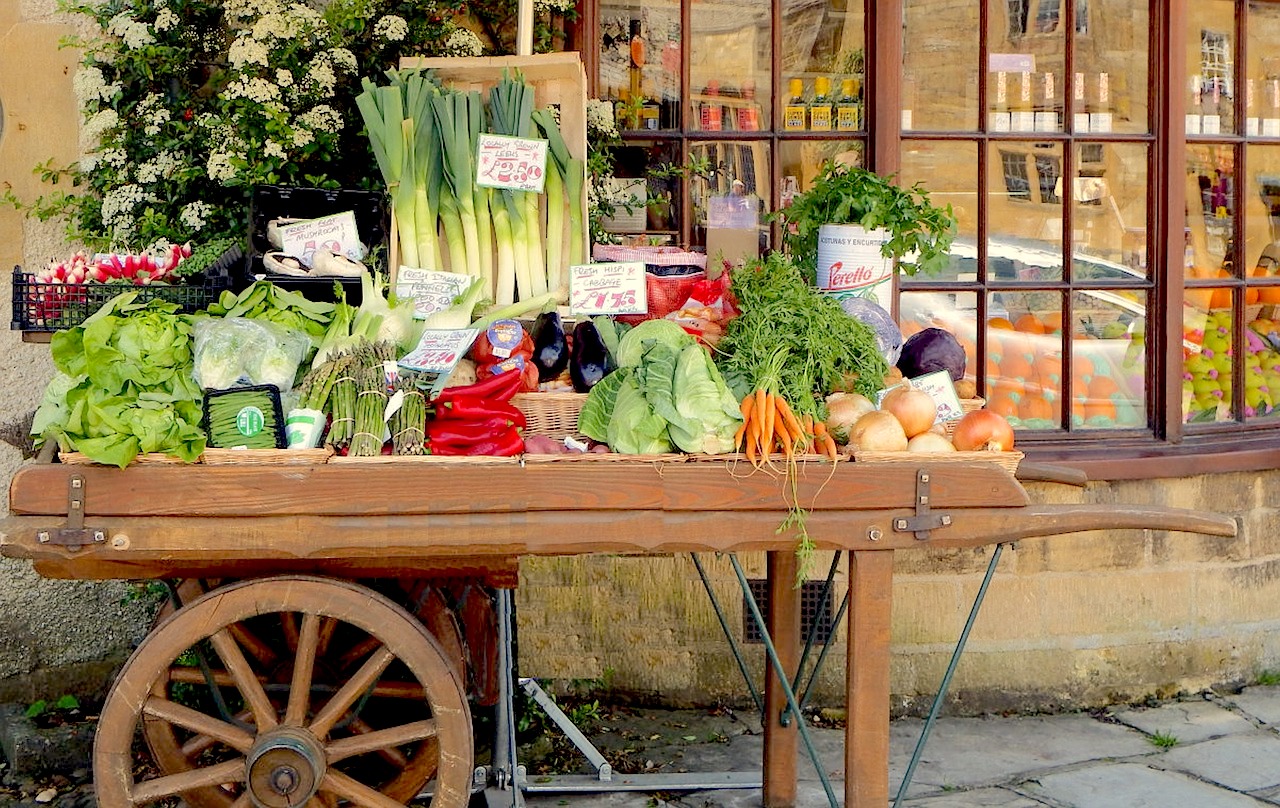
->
[920, 473, 929, 483]
[71, 478, 82, 489]
[93, 531, 106, 542]
[867, 527, 883, 542]
[269, 766, 298, 795]
[941, 515, 952, 526]
[37, 531, 50, 543]
[111, 534, 130, 549]
[895, 519, 908, 530]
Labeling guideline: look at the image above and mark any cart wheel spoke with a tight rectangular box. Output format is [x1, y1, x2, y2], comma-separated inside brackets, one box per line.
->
[285, 613, 322, 726]
[229, 793, 252, 808]
[227, 621, 279, 668]
[210, 629, 278, 731]
[316, 616, 338, 656]
[308, 646, 394, 739]
[130, 757, 245, 804]
[329, 718, 437, 764]
[337, 635, 383, 670]
[320, 770, 407, 808]
[181, 710, 253, 758]
[281, 611, 301, 654]
[143, 697, 255, 753]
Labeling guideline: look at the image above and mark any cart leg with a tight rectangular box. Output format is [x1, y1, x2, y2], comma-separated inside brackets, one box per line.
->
[763, 551, 800, 808]
[845, 550, 894, 808]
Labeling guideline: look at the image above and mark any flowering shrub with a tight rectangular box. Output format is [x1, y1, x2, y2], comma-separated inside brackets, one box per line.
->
[13, 0, 574, 253]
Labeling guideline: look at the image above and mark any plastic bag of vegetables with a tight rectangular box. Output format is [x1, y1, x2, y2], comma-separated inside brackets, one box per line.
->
[193, 317, 310, 391]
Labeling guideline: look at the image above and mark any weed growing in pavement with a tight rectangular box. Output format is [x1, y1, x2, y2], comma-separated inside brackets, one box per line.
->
[1149, 730, 1179, 749]
[1256, 669, 1280, 686]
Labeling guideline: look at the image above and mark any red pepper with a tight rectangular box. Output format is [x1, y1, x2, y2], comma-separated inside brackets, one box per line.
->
[426, 416, 521, 445]
[434, 397, 527, 427]
[434, 369, 523, 403]
[429, 426, 524, 456]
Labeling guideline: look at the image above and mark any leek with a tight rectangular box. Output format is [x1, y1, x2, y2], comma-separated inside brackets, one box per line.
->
[487, 70, 539, 303]
[432, 90, 483, 284]
[532, 108, 585, 294]
[356, 79, 415, 268]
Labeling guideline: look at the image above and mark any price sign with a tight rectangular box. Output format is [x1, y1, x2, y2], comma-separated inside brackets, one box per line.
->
[278, 211, 363, 268]
[878, 370, 965, 424]
[476, 134, 548, 193]
[568, 262, 647, 316]
[395, 267, 472, 320]
[398, 329, 478, 375]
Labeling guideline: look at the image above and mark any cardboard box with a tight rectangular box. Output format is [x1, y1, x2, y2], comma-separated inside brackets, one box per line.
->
[393, 53, 590, 285]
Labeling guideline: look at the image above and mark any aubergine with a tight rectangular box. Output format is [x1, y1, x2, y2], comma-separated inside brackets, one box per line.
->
[570, 320, 615, 392]
[531, 311, 570, 382]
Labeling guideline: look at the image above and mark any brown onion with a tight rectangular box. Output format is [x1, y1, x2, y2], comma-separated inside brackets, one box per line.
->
[881, 387, 938, 438]
[907, 432, 957, 453]
[825, 392, 877, 443]
[951, 409, 1016, 452]
[849, 411, 908, 452]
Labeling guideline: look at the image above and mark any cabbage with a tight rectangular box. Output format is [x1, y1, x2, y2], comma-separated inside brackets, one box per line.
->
[840, 297, 903, 365]
[616, 319, 694, 367]
[897, 327, 967, 381]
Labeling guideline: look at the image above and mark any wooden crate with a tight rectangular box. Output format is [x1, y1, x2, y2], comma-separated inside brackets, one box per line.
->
[392, 53, 590, 281]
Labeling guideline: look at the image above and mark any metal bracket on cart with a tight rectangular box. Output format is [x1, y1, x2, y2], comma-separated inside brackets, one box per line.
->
[35, 474, 106, 550]
[892, 469, 953, 540]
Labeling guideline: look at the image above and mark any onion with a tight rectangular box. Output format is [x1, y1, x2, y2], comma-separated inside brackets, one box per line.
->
[952, 409, 1016, 452]
[907, 432, 957, 453]
[849, 411, 908, 452]
[881, 387, 938, 438]
[824, 392, 877, 443]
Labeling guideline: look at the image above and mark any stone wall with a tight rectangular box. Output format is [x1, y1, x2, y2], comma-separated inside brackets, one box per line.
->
[517, 471, 1280, 715]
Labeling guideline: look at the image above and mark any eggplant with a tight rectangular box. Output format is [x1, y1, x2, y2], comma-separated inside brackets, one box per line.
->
[531, 311, 570, 382]
[570, 320, 614, 392]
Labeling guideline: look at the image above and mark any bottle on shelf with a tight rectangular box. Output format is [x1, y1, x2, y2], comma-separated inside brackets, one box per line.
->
[809, 76, 834, 131]
[1035, 71, 1058, 132]
[836, 77, 861, 132]
[1073, 72, 1089, 132]
[1265, 79, 1280, 137]
[990, 71, 1011, 132]
[1090, 72, 1113, 133]
[738, 80, 761, 131]
[628, 19, 643, 104]
[1202, 79, 1222, 135]
[1011, 70, 1035, 132]
[701, 80, 723, 131]
[1246, 79, 1260, 137]
[784, 78, 808, 132]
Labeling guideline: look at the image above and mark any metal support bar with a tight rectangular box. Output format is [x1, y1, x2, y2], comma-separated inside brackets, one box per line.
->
[798, 584, 851, 712]
[729, 554, 840, 808]
[892, 543, 1006, 808]
[783, 551, 843, 724]
[491, 588, 522, 805]
[522, 772, 763, 792]
[519, 678, 613, 781]
[690, 553, 764, 716]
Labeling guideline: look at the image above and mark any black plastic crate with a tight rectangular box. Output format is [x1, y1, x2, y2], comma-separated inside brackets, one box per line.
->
[10, 246, 238, 333]
[202, 384, 287, 450]
[246, 185, 389, 304]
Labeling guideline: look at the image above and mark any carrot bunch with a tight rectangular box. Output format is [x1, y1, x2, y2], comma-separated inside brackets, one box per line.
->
[734, 389, 839, 465]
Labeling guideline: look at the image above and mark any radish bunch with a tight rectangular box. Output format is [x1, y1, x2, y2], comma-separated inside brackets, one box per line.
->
[37, 243, 195, 287]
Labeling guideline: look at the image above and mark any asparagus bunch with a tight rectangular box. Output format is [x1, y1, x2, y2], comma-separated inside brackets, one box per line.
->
[390, 374, 427, 455]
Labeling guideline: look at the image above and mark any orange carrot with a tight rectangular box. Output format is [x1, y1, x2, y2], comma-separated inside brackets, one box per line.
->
[822, 433, 839, 460]
[760, 392, 775, 461]
[776, 396, 805, 444]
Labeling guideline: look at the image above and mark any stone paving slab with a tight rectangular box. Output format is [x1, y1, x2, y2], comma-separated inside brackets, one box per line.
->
[1226, 686, 1280, 726]
[1158, 732, 1280, 793]
[1020, 761, 1266, 807]
[898, 786, 1050, 806]
[1110, 698, 1257, 743]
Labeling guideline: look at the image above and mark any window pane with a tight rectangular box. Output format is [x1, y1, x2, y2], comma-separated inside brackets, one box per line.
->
[904, 0, 978, 131]
[1073, 142, 1149, 280]
[778, 140, 865, 197]
[1247, 1, 1280, 137]
[1184, 302, 1235, 423]
[987, 0, 1064, 135]
[1245, 144, 1280, 421]
[691, 0, 770, 132]
[1185, 144, 1235, 279]
[600, 0, 682, 130]
[899, 290, 980, 390]
[1070, 0, 1149, 135]
[689, 141, 771, 259]
[1071, 290, 1147, 428]
[1186, 1, 1236, 136]
[988, 141, 1064, 281]
[900, 140, 978, 282]
[599, 140, 684, 242]
[782, 0, 865, 135]
[987, 291, 1065, 428]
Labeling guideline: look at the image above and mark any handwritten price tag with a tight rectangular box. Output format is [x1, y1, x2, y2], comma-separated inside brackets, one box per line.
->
[476, 134, 548, 194]
[278, 211, 363, 268]
[877, 370, 965, 424]
[395, 267, 472, 320]
[569, 262, 647, 316]
[398, 329, 479, 375]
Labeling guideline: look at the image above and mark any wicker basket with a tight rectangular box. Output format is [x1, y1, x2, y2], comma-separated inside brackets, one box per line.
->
[329, 454, 520, 466]
[512, 392, 589, 440]
[853, 449, 1023, 474]
[202, 447, 333, 465]
[58, 451, 193, 466]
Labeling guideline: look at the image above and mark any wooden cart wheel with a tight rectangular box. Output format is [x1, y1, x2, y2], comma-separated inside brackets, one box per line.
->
[96, 576, 473, 808]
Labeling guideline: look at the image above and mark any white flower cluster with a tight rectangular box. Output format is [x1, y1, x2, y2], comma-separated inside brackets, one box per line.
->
[276, 68, 295, 88]
[224, 0, 281, 23]
[226, 76, 283, 105]
[535, 0, 576, 12]
[329, 48, 357, 73]
[443, 28, 483, 57]
[586, 98, 620, 141]
[180, 201, 214, 231]
[101, 182, 152, 241]
[374, 14, 408, 41]
[72, 66, 120, 107]
[135, 93, 172, 137]
[207, 150, 239, 183]
[107, 12, 156, 50]
[299, 104, 342, 134]
[153, 8, 179, 32]
[135, 150, 181, 184]
[305, 59, 337, 97]
[229, 33, 270, 68]
[81, 108, 121, 149]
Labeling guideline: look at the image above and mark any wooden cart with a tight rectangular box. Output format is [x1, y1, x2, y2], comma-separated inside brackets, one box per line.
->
[0, 456, 1237, 808]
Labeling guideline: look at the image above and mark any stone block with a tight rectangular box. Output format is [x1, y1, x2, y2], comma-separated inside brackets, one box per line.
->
[1040, 570, 1194, 637]
[1193, 562, 1280, 627]
[1243, 507, 1280, 559]
[893, 544, 1009, 576]
[1013, 529, 1147, 574]
[0, 703, 93, 777]
[1149, 528, 1248, 566]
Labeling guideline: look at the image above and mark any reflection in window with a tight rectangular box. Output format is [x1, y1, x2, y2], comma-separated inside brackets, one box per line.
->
[1002, 151, 1032, 200]
[1037, 155, 1061, 203]
[1007, 0, 1029, 39]
[1200, 30, 1233, 101]
[1006, 0, 1086, 37]
[1035, 0, 1060, 33]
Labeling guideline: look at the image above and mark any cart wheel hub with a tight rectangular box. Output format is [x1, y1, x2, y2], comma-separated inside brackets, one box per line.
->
[246, 726, 326, 808]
